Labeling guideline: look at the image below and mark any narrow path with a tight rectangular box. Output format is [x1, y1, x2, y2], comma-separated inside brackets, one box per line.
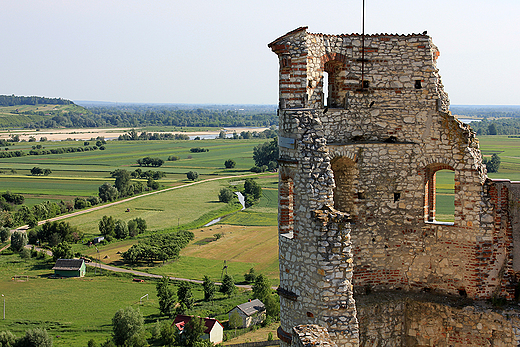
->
[26, 244, 252, 289]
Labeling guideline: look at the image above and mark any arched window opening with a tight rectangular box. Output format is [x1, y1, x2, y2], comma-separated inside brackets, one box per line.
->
[331, 157, 358, 214]
[424, 165, 455, 223]
[324, 60, 345, 108]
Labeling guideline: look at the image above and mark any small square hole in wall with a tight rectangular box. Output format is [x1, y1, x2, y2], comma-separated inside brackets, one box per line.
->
[415, 80, 422, 89]
[362, 80, 370, 89]
[357, 192, 366, 199]
[394, 192, 401, 202]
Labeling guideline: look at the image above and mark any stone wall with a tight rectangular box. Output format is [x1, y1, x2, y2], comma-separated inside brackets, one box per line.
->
[356, 292, 520, 347]
[269, 27, 519, 346]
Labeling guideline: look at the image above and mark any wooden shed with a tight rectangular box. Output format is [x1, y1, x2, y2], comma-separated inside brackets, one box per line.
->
[52, 259, 86, 277]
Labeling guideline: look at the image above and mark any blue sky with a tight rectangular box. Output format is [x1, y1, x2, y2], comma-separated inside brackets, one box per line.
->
[1, 0, 518, 105]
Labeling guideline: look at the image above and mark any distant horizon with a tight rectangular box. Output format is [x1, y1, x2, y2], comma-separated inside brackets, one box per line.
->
[74, 100, 520, 108]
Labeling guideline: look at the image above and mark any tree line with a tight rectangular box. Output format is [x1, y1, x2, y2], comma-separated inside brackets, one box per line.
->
[17, 104, 278, 129]
[0, 94, 73, 106]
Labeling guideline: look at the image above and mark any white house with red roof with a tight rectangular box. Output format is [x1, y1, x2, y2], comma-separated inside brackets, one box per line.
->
[173, 314, 223, 344]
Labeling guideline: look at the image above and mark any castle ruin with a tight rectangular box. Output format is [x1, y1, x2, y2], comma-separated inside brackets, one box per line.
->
[269, 27, 520, 346]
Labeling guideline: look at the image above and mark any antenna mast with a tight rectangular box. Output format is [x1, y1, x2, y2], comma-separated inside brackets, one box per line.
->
[361, 0, 365, 89]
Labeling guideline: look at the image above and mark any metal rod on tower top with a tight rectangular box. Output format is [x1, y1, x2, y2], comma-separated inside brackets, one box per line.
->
[361, 0, 365, 88]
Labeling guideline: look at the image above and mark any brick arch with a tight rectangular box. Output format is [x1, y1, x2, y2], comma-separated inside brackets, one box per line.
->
[417, 156, 458, 172]
[328, 147, 357, 162]
[320, 52, 348, 66]
[319, 53, 349, 108]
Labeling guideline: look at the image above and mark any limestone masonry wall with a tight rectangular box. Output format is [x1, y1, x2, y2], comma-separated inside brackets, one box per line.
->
[270, 27, 520, 346]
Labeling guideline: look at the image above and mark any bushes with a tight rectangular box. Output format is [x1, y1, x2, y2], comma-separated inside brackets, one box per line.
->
[122, 230, 194, 264]
[189, 147, 209, 153]
[224, 159, 236, 168]
[218, 188, 235, 203]
[99, 216, 146, 239]
[136, 157, 164, 167]
[186, 171, 198, 181]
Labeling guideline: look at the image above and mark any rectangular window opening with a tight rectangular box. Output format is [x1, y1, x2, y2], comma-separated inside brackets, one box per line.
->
[394, 192, 401, 202]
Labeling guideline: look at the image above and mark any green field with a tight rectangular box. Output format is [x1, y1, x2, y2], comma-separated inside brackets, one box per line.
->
[0, 251, 254, 346]
[2, 131, 520, 345]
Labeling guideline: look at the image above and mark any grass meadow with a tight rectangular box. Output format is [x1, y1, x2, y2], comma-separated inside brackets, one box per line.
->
[1, 132, 520, 345]
[0, 251, 254, 346]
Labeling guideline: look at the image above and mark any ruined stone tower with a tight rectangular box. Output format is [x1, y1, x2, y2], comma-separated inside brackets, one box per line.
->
[269, 27, 520, 346]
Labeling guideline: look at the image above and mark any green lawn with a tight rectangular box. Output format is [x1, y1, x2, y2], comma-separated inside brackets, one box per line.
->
[0, 251, 253, 346]
[66, 179, 240, 238]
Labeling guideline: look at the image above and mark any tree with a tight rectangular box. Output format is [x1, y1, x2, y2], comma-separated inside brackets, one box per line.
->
[253, 138, 278, 169]
[220, 274, 236, 297]
[99, 216, 116, 236]
[160, 322, 178, 347]
[127, 220, 138, 237]
[243, 178, 262, 207]
[43, 168, 52, 176]
[218, 188, 234, 203]
[183, 317, 205, 347]
[0, 227, 10, 243]
[114, 220, 129, 239]
[156, 276, 176, 316]
[52, 241, 73, 261]
[98, 183, 118, 202]
[488, 123, 498, 135]
[17, 328, 52, 347]
[87, 339, 98, 347]
[74, 197, 90, 210]
[186, 171, 198, 181]
[113, 169, 131, 197]
[229, 310, 242, 336]
[484, 153, 501, 173]
[264, 294, 280, 319]
[133, 218, 147, 234]
[112, 307, 145, 347]
[30, 167, 43, 176]
[177, 282, 194, 309]
[224, 159, 236, 169]
[252, 274, 271, 303]
[244, 268, 257, 283]
[10, 231, 27, 252]
[202, 275, 215, 301]
[0, 330, 16, 347]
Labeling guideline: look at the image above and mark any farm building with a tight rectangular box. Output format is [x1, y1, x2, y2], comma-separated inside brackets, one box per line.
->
[228, 299, 266, 328]
[52, 259, 86, 277]
[173, 314, 223, 344]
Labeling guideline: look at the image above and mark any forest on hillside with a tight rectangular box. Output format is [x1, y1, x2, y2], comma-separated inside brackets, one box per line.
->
[0, 94, 73, 106]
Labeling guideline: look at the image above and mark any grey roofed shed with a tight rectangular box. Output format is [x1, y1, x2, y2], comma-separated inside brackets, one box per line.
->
[52, 259, 86, 277]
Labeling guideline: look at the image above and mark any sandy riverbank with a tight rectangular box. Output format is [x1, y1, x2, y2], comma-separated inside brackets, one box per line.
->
[0, 127, 269, 141]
